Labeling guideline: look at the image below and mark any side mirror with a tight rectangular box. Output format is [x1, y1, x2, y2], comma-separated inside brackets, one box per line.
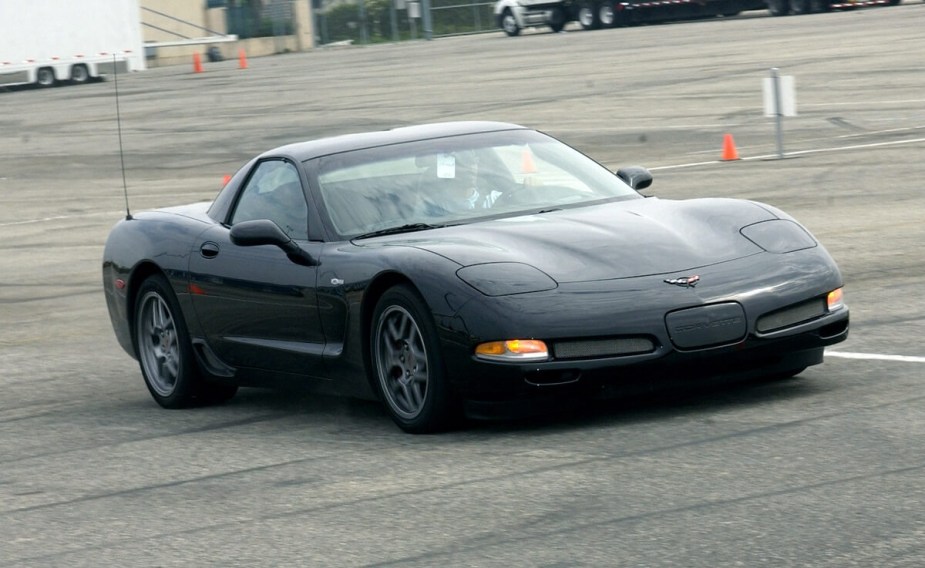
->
[616, 166, 653, 191]
[230, 219, 317, 266]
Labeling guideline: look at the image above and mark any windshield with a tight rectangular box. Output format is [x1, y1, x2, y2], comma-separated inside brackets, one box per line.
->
[313, 129, 641, 238]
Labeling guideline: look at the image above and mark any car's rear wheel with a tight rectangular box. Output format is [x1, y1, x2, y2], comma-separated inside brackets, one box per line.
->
[134, 275, 237, 408]
[371, 285, 458, 433]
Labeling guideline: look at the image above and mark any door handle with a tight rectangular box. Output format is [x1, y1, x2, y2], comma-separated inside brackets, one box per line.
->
[200, 241, 220, 258]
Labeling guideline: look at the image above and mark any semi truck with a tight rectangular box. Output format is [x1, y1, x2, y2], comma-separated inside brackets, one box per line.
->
[0, 0, 145, 88]
[495, 0, 901, 36]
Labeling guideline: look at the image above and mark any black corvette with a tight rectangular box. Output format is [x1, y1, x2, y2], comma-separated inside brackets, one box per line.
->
[103, 121, 849, 432]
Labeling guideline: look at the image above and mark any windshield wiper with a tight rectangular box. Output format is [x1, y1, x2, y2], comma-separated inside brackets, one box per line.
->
[352, 223, 443, 240]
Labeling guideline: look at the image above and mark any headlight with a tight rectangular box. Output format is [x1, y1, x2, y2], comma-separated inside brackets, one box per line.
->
[457, 262, 557, 296]
[740, 219, 816, 253]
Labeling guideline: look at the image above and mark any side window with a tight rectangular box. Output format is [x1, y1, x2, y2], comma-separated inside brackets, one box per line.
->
[231, 160, 309, 240]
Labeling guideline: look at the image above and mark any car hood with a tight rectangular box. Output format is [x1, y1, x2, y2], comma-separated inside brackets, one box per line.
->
[394, 198, 778, 283]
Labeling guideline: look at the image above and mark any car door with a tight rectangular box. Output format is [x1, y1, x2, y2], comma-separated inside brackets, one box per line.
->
[188, 158, 326, 378]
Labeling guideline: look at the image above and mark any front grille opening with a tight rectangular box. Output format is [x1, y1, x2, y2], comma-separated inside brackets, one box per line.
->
[756, 297, 827, 333]
[552, 336, 656, 360]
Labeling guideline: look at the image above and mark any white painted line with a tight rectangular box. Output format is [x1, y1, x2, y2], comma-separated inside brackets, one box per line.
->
[651, 136, 925, 171]
[755, 136, 925, 160]
[827, 351, 925, 364]
[650, 160, 721, 171]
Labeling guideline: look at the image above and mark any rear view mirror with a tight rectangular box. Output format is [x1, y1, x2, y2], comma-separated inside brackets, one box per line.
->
[230, 219, 317, 266]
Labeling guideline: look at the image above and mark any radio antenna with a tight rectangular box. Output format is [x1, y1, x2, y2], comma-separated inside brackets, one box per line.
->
[113, 54, 132, 220]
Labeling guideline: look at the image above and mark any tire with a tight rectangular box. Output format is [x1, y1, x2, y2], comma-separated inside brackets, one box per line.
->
[134, 274, 237, 408]
[36, 67, 56, 87]
[371, 285, 458, 433]
[578, 1, 601, 29]
[548, 7, 567, 32]
[810, 0, 831, 11]
[767, 0, 791, 15]
[500, 9, 521, 36]
[599, 3, 616, 27]
[790, 0, 811, 14]
[70, 64, 90, 84]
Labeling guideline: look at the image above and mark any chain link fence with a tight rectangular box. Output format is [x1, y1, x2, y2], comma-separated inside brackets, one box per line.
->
[217, 0, 496, 46]
[315, 0, 495, 44]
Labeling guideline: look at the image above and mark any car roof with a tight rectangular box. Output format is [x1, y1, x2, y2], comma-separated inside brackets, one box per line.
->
[261, 121, 530, 162]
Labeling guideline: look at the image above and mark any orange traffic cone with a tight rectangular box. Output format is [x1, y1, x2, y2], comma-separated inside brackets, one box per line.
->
[521, 147, 537, 173]
[192, 52, 203, 74]
[722, 133, 740, 161]
[238, 49, 248, 70]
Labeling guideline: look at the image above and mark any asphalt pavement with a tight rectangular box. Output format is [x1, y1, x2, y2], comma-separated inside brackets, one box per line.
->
[1, 4, 924, 566]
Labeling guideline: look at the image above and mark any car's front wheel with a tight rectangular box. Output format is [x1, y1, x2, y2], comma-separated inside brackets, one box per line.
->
[500, 9, 520, 36]
[134, 274, 237, 408]
[371, 285, 458, 433]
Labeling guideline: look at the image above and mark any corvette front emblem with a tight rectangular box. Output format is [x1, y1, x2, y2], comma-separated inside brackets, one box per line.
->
[664, 275, 700, 288]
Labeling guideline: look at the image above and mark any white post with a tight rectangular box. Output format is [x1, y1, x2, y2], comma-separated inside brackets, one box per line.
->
[771, 67, 785, 159]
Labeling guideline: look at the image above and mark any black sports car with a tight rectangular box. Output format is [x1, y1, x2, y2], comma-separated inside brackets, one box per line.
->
[103, 121, 849, 433]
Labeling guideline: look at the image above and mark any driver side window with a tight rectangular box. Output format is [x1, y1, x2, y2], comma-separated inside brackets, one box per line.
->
[231, 160, 309, 240]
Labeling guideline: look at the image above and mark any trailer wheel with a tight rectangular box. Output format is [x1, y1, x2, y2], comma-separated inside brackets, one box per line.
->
[599, 3, 615, 27]
[578, 1, 601, 29]
[500, 9, 521, 36]
[70, 64, 90, 84]
[36, 67, 56, 87]
[767, 0, 791, 15]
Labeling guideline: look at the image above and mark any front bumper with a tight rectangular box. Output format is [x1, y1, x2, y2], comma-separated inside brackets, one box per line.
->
[437, 247, 849, 413]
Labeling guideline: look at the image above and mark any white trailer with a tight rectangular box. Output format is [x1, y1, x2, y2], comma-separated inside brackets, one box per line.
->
[0, 0, 145, 88]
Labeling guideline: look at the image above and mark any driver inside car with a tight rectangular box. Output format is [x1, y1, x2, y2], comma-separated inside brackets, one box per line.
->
[418, 152, 496, 217]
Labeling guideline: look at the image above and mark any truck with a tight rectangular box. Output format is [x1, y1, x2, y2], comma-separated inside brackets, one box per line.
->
[494, 0, 901, 36]
[0, 0, 145, 88]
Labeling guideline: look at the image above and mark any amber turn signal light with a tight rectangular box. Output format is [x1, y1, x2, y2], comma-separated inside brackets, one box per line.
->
[475, 339, 549, 362]
[827, 288, 844, 311]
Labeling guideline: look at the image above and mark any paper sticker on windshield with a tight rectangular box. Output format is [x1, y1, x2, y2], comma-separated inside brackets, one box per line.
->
[436, 153, 456, 179]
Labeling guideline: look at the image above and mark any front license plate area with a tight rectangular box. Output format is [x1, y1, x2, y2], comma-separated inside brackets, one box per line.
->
[665, 302, 747, 350]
